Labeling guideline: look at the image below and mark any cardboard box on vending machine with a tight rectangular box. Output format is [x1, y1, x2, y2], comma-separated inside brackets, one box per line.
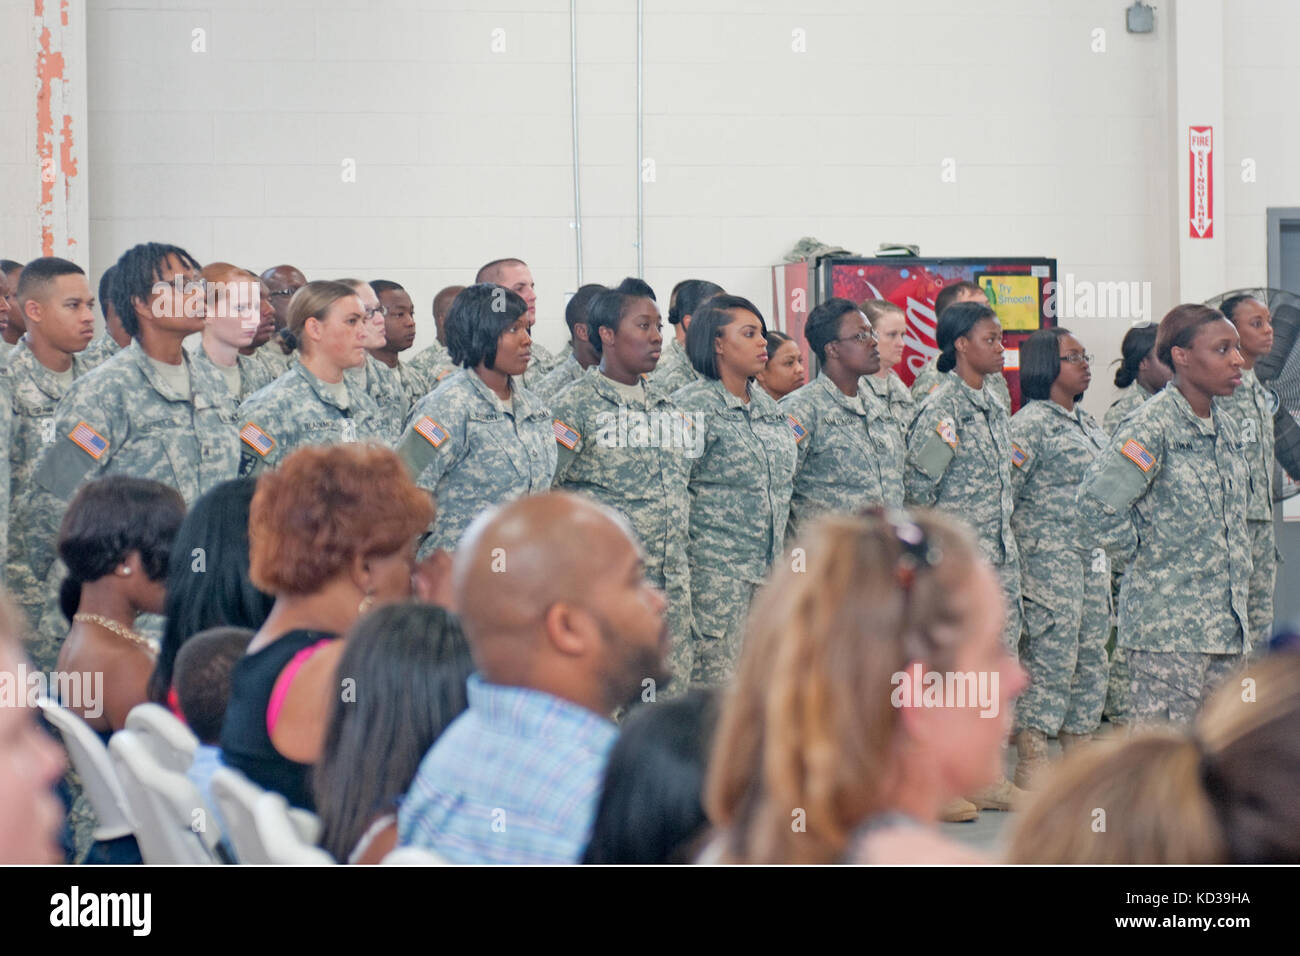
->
[772, 255, 1057, 412]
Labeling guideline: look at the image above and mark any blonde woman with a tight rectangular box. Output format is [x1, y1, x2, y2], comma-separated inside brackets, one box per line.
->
[236, 281, 390, 476]
[705, 509, 1026, 864]
[860, 299, 916, 431]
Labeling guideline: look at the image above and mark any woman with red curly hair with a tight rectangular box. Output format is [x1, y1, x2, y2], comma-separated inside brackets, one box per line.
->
[219, 444, 437, 812]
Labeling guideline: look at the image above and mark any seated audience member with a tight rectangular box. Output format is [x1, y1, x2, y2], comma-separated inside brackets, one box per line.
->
[314, 603, 473, 864]
[0, 594, 67, 863]
[219, 445, 435, 810]
[1194, 650, 1300, 863]
[1004, 730, 1226, 864]
[398, 492, 672, 864]
[705, 509, 1026, 864]
[148, 477, 275, 710]
[55, 476, 186, 734]
[173, 626, 254, 823]
[1007, 650, 1300, 864]
[755, 330, 806, 402]
[581, 690, 719, 864]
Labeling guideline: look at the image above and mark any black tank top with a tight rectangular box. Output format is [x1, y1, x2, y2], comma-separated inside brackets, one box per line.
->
[219, 629, 337, 811]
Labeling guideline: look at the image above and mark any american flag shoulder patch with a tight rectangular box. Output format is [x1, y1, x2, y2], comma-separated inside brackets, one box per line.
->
[936, 418, 958, 448]
[240, 423, 275, 457]
[414, 416, 449, 448]
[786, 415, 807, 442]
[553, 419, 580, 450]
[1121, 438, 1155, 472]
[68, 421, 109, 460]
[1011, 442, 1027, 468]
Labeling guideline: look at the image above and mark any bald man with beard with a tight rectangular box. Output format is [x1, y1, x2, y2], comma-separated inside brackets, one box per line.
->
[398, 492, 672, 864]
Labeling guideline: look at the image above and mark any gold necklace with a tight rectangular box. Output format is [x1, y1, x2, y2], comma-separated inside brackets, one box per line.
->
[73, 613, 157, 654]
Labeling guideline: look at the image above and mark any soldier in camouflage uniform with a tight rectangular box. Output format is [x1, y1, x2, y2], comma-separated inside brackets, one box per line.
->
[4, 258, 97, 655]
[550, 286, 694, 693]
[397, 284, 557, 556]
[909, 281, 1011, 412]
[782, 298, 904, 543]
[905, 303, 1023, 813]
[1099, 325, 1170, 724]
[79, 265, 130, 372]
[905, 305, 1022, 652]
[860, 299, 916, 433]
[1008, 330, 1111, 788]
[191, 263, 274, 414]
[0, 375, 10, 590]
[1078, 306, 1250, 726]
[672, 295, 796, 687]
[1220, 295, 1279, 650]
[535, 283, 604, 401]
[474, 258, 563, 386]
[368, 280, 438, 411]
[237, 282, 390, 476]
[406, 280, 460, 389]
[650, 279, 722, 397]
[26, 244, 240, 666]
[340, 279, 410, 438]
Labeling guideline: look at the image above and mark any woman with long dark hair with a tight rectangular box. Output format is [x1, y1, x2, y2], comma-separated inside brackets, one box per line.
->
[313, 603, 473, 863]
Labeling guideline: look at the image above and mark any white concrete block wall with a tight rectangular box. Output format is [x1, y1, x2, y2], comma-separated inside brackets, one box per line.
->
[55, 0, 1287, 416]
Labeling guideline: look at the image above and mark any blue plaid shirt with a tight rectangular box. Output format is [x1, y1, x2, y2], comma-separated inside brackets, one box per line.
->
[397, 674, 618, 864]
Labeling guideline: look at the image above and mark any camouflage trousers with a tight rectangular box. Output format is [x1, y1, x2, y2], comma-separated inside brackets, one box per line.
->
[688, 571, 759, 689]
[993, 557, 1024, 655]
[1014, 562, 1110, 736]
[1127, 650, 1243, 727]
[1103, 570, 1129, 724]
[1247, 518, 1277, 652]
[648, 567, 695, 701]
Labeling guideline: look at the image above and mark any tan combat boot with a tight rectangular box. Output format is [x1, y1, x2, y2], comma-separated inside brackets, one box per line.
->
[1012, 729, 1050, 790]
[1057, 731, 1093, 753]
[939, 796, 979, 823]
[967, 775, 1026, 811]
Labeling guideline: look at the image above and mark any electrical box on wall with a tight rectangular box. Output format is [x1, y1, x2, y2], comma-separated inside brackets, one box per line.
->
[1127, 1, 1155, 34]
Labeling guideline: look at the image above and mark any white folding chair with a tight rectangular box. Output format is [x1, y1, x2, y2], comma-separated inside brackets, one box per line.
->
[209, 766, 271, 864]
[381, 845, 450, 865]
[36, 698, 135, 842]
[124, 703, 198, 773]
[253, 792, 334, 865]
[108, 730, 223, 864]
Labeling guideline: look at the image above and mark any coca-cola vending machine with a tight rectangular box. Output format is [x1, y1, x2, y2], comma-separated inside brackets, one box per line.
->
[772, 256, 1057, 412]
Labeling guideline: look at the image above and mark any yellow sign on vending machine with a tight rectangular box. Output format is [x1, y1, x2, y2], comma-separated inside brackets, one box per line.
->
[977, 274, 1040, 331]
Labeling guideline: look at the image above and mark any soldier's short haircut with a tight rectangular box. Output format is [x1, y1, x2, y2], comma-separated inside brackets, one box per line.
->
[685, 294, 766, 380]
[1156, 303, 1226, 370]
[565, 283, 606, 336]
[804, 297, 861, 364]
[475, 258, 527, 285]
[369, 279, 404, 297]
[0, 259, 21, 276]
[934, 280, 984, 321]
[1020, 326, 1075, 402]
[936, 301, 997, 373]
[445, 283, 528, 370]
[98, 265, 118, 320]
[15, 256, 85, 306]
[56, 476, 186, 624]
[668, 279, 723, 326]
[433, 285, 465, 321]
[111, 242, 203, 339]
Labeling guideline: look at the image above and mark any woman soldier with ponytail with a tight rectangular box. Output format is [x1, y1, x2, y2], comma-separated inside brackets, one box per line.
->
[904, 301, 1023, 816]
